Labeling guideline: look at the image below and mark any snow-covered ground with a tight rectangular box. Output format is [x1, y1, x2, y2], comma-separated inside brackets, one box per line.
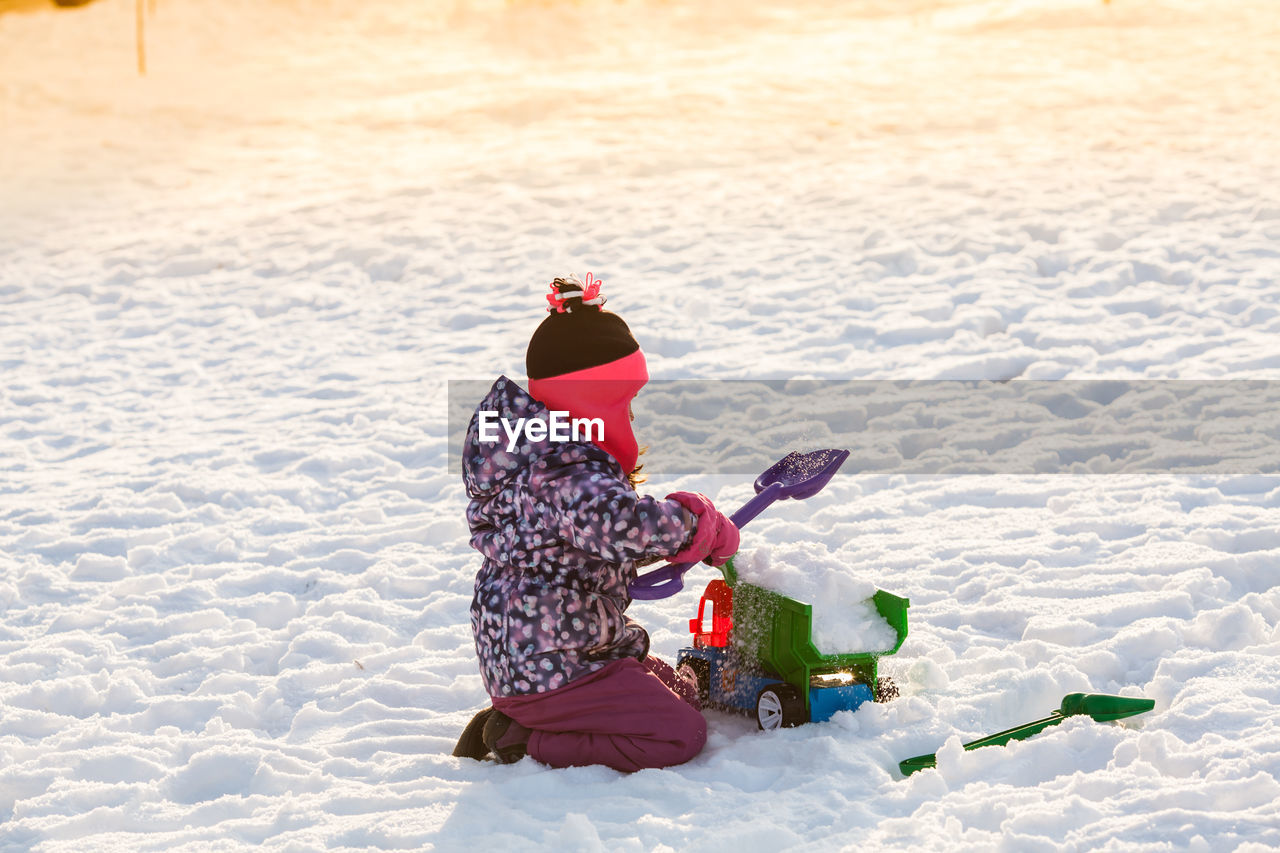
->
[2, 0, 1279, 849]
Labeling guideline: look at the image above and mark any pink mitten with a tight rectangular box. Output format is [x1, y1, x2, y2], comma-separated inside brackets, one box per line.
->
[667, 491, 740, 567]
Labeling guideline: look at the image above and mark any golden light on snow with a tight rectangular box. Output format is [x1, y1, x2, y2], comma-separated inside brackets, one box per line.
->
[0, 0, 1276, 215]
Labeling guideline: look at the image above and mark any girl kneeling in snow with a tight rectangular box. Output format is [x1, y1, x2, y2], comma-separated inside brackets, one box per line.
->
[452, 275, 738, 771]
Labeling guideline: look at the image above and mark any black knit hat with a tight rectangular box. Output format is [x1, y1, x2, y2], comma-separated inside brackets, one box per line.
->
[526, 275, 640, 380]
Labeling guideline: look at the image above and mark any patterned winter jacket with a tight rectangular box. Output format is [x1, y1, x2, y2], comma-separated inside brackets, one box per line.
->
[464, 376, 695, 697]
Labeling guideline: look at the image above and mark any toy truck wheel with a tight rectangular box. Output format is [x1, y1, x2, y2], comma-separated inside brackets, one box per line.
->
[756, 683, 804, 730]
[677, 660, 710, 705]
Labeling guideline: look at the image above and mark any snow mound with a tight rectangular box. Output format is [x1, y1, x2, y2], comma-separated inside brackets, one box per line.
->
[734, 542, 900, 654]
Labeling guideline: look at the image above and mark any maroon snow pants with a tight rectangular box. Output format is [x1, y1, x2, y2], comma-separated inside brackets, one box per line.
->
[491, 656, 706, 773]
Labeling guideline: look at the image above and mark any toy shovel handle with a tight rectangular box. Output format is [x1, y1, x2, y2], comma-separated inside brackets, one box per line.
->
[628, 449, 849, 601]
[727, 482, 784, 528]
[626, 564, 691, 600]
[628, 483, 784, 600]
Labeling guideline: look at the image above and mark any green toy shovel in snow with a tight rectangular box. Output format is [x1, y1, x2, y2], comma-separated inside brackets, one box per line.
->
[898, 693, 1155, 777]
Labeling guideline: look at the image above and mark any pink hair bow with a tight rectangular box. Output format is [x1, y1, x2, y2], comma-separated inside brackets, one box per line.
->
[545, 272, 606, 313]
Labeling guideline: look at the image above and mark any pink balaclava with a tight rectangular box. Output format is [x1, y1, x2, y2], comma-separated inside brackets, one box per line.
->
[526, 274, 648, 474]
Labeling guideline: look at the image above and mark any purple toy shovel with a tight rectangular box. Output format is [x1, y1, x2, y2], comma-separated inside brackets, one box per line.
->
[628, 448, 851, 600]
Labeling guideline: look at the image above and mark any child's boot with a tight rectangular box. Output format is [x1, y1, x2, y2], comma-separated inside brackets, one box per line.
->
[452, 707, 494, 760]
[482, 710, 532, 764]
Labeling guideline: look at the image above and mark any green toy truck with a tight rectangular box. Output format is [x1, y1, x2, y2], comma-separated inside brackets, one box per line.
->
[675, 560, 909, 730]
